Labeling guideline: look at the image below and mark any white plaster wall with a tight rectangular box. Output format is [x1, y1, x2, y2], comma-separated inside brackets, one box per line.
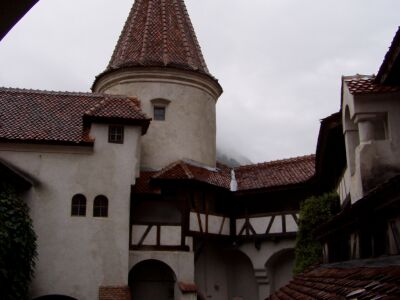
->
[236, 218, 246, 235]
[269, 217, 283, 234]
[285, 215, 298, 233]
[160, 226, 182, 246]
[250, 216, 272, 234]
[0, 124, 142, 300]
[132, 225, 157, 246]
[190, 213, 230, 235]
[94, 69, 222, 169]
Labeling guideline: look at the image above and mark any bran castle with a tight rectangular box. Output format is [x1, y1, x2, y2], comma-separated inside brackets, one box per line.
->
[1, 1, 400, 300]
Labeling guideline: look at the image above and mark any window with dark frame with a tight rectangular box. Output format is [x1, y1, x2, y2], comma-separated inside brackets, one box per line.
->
[71, 194, 87, 216]
[154, 106, 166, 121]
[109, 125, 124, 144]
[93, 195, 109, 217]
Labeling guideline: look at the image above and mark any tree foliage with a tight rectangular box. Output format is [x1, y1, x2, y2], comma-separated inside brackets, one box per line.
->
[294, 191, 338, 274]
[0, 183, 37, 300]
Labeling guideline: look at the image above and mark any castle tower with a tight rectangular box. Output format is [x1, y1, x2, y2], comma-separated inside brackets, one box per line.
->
[92, 0, 223, 170]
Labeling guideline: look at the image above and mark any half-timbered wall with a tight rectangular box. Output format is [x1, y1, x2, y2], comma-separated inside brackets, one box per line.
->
[236, 213, 299, 237]
[189, 212, 230, 235]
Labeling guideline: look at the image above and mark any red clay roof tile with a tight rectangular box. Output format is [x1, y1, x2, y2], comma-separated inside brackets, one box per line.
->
[345, 76, 400, 95]
[268, 264, 400, 300]
[133, 156, 315, 193]
[234, 155, 315, 191]
[0, 87, 150, 145]
[132, 171, 161, 194]
[152, 160, 231, 189]
[103, 0, 212, 78]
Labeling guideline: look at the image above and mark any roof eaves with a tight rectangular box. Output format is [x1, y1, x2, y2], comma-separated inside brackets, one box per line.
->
[376, 26, 400, 84]
[0, 137, 94, 147]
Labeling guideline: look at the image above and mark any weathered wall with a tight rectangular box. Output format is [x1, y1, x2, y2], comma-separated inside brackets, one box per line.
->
[94, 68, 222, 169]
[0, 124, 142, 300]
[342, 84, 400, 202]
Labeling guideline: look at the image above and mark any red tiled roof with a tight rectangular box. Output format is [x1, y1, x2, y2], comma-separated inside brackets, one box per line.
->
[344, 76, 400, 95]
[268, 263, 400, 300]
[103, 0, 212, 78]
[133, 156, 315, 193]
[0, 87, 150, 145]
[132, 171, 161, 194]
[234, 155, 315, 191]
[152, 160, 231, 189]
[84, 96, 144, 120]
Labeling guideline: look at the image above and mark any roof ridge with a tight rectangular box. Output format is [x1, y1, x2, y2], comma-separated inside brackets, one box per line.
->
[0, 87, 144, 103]
[0, 87, 102, 97]
[179, 161, 194, 179]
[343, 74, 375, 81]
[0, 87, 140, 100]
[152, 160, 182, 178]
[179, 0, 208, 72]
[84, 99, 107, 115]
[139, 0, 153, 63]
[110, 0, 142, 68]
[173, 0, 194, 68]
[235, 154, 315, 170]
[160, 0, 168, 65]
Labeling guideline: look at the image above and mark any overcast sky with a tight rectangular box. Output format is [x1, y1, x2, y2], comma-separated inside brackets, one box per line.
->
[0, 0, 399, 163]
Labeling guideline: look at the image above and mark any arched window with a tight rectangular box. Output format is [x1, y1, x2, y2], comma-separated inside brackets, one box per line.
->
[93, 195, 108, 217]
[71, 194, 86, 216]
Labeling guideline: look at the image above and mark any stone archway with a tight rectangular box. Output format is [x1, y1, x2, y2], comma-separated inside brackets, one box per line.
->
[129, 259, 176, 300]
[225, 249, 259, 300]
[195, 242, 258, 300]
[265, 248, 295, 294]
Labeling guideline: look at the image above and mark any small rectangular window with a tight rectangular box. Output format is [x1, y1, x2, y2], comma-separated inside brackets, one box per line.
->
[154, 106, 166, 121]
[109, 125, 124, 144]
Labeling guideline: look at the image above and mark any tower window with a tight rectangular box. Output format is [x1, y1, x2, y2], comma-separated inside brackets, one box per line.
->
[154, 106, 166, 121]
[109, 125, 124, 144]
[151, 98, 170, 121]
[93, 195, 109, 217]
[71, 194, 87, 216]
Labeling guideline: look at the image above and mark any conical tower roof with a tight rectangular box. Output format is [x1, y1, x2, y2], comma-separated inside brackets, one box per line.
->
[104, 0, 213, 78]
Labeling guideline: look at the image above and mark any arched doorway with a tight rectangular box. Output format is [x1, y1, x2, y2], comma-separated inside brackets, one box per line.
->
[33, 296, 78, 300]
[265, 248, 295, 294]
[225, 250, 259, 300]
[129, 259, 176, 300]
[195, 242, 258, 300]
